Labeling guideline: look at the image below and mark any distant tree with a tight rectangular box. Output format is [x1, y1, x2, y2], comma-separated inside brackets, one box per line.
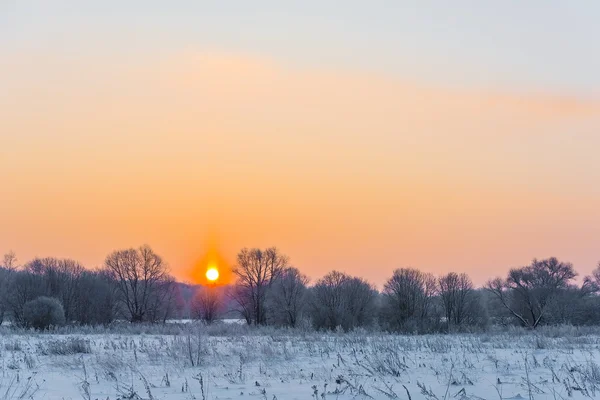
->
[343, 275, 379, 329]
[25, 257, 84, 322]
[230, 284, 253, 324]
[23, 296, 65, 330]
[146, 276, 181, 323]
[104, 245, 172, 323]
[73, 270, 117, 325]
[486, 257, 577, 329]
[267, 267, 309, 327]
[0, 253, 14, 324]
[232, 247, 289, 325]
[310, 271, 348, 330]
[544, 284, 592, 325]
[549, 262, 600, 326]
[162, 278, 184, 323]
[438, 272, 477, 329]
[583, 262, 600, 294]
[0, 269, 9, 325]
[381, 268, 437, 333]
[310, 271, 377, 331]
[192, 286, 223, 324]
[0, 251, 18, 324]
[3, 251, 18, 270]
[4, 269, 45, 326]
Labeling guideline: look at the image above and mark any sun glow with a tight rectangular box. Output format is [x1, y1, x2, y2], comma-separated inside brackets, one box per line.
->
[206, 266, 219, 282]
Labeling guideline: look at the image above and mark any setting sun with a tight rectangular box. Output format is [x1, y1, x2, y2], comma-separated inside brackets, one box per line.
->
[206, 267, 219, 282]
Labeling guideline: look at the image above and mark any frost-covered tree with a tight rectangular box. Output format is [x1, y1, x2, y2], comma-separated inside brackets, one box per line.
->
[104, 245, 172, 323]
[438, 272, 477, 328]
[381, 268, 437, 332]
[23, 296, 65, 330]
[486, 257, 576, 328]
[192, 286, 223, 324]
[73, 270, 117, 325]
[4, 269, 45, 326]
[25, 257, 84, 322]
[266, 267, 309, 327]
[0, 251, 18, 324]
[232, 247, 289, 325]
[310, 271, 377, 331]
[583, 261, 600, 294]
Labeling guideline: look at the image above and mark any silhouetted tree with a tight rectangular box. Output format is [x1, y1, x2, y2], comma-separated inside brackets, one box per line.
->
[192, 286, 223, 323]
[4, 269, 45, 326]
[438, 272, 477, 329]
[232, 247, 289, 325]
[310, 271, 377, 331]
[73, 270, 117, 325]
[381, 268, 437, 332]
[104, 245, 172, 323]
[486, 257, 577, 328]
[147, 276, 181, 323]
[583, 262, 600, 294]
[25, 257, 84, 322]
[544, 284, 591, 325]
[230, 284, 253, 324]
[544, 263, 600, 326]
[2, 251, 18, 270]
[0, 251, 18, 324]
[267, 267, 309, 327]
[0, 269, 9, 325]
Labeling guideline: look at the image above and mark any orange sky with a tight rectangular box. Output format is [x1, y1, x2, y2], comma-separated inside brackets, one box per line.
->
[1, 51, 600, 287]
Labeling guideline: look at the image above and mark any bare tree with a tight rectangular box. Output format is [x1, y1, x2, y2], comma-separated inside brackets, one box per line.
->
[310, 271, 377, 331]
[146, 276, 180, 323]
[583, 261, 600, 294]
[2, 253, 116, 326]
[0, 251, 17, 324]
[311, 271, 348, 330]
[73, 270, 118, 325]
[438, 272, 475, 328]
[4, 270, 45, 326]
[267, 267, 309, 327]
[25, 257, 84, 322]
[486, 257, 576, 329]
[3, 251, 18, 270]
[232, 247, 289, 325]
[192, 286, 223, 324]
[343, 275, 378, 329]
[0, 268, 10, 325]
[104, 245, 171, 323]
[230, 284, 253, 324]
[4, 254, 44, 326]
[160, 277, 182, 323]
[381, 268, 437, 332]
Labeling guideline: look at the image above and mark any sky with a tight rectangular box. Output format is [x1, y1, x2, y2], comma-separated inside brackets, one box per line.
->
[1, 1, 600, 287]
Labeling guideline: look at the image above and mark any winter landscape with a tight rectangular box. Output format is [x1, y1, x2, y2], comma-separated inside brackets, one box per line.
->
[3, 2, 600, 400]
[2, 248, 600, 400]
[3, 325, 600, 400]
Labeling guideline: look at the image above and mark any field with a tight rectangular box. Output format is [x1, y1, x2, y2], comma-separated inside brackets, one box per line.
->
[1, 325, 600, 400]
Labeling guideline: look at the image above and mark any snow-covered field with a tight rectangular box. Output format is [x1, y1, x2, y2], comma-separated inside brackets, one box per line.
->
[1, 326, 600, 399]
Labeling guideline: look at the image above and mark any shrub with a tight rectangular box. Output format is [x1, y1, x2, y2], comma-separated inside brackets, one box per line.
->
[23, 296, 65, 330]
[38, 338, 91, 355]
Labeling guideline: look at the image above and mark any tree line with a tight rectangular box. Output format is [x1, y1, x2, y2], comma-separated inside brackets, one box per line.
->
[1, 246, 600, 332]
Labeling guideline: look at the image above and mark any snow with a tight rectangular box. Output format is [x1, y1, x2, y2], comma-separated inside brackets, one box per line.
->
[1, 329, 599, 399]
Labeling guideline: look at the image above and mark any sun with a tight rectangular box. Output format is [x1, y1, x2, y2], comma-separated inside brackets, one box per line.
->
[206, 266, 219, 282]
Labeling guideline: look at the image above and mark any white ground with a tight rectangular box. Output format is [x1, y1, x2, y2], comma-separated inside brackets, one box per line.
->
[1, 328, 599, 400]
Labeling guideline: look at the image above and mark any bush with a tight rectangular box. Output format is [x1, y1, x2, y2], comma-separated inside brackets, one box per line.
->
[38, 338, 91, 355]
[23, 296, 65, 330]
